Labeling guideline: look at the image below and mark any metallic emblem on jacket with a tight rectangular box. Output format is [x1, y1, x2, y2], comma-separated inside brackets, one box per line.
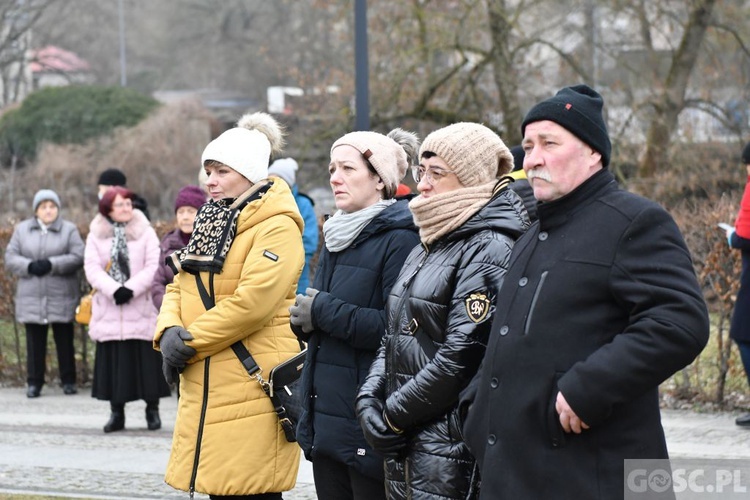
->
[465, 292, 490, 323]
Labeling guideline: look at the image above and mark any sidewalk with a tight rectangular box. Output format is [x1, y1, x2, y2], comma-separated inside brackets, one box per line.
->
[0, 386, 314, 499]
[0, 385, 748, 499]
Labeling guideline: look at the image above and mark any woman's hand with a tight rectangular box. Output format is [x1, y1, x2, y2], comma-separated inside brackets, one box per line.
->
[289, 287, 319, 333]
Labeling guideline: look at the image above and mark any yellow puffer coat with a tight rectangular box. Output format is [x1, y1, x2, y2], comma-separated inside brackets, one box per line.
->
[154, 180, 305, 496]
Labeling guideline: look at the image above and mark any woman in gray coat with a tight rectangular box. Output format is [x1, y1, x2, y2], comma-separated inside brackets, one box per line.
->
[5, 189, 85, 398]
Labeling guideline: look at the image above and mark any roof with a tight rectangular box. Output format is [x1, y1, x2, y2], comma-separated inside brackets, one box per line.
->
[29, 45, 90, 73]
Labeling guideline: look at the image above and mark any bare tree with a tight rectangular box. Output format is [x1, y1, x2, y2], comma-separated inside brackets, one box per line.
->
[0, 0, 52, 106]
[639, 0, 717, 177]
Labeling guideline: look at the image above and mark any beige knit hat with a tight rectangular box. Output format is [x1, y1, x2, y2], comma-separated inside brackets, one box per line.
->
[330, 128, 419, 199]
[419, 122, 514, 186]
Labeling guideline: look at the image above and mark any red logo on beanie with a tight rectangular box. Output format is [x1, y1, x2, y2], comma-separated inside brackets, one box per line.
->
[565, 103, 572, 110]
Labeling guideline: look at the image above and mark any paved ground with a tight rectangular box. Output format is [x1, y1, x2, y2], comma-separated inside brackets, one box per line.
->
[0, 385, 748, 499]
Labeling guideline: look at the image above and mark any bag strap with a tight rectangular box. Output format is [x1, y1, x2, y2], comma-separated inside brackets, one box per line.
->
[193, 272, 297, 442]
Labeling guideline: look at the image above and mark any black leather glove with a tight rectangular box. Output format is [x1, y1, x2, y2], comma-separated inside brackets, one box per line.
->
[28, 259, 52, 276]
[289, 287, 319, 334]
[160, 326, 196, 369]
[113, 286, 134, 305]
[162, 357, 180, 385]
[358, 401, 408, 458]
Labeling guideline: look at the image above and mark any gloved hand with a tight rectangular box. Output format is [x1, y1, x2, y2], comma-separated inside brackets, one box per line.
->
[162, 357, 180, 385]
[358, 401, 408, 458]
[160, 326, 196, 369]
[289, 287, 319, 334]
[27, 259, 52, 276]
[113, 286, 134, 305]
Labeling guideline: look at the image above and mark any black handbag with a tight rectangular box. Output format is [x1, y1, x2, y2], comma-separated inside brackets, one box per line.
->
[194, 273, 306, 442]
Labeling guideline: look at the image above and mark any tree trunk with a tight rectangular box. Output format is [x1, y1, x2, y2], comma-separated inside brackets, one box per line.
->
[487, 0, 523, 146]
[639, 0, 716, 178]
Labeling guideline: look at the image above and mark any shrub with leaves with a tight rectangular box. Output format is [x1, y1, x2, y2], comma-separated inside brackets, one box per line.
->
[0, 85, 159, 165]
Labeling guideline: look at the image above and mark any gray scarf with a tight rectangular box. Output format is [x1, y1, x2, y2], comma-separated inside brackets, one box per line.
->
[108, 222, 130, 283]
[322, 199, 396, 252]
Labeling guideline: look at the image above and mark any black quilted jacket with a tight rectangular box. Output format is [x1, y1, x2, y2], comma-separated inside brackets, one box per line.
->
[357, 187, 528, 499]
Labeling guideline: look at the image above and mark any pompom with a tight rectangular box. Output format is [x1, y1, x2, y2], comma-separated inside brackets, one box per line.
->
[237, 112, 286, 156]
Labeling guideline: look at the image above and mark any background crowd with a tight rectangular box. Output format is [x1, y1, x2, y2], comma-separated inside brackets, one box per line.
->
[3, 84, 749, 499]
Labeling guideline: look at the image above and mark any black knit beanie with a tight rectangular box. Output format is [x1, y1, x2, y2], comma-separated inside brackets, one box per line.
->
[510, 145, 524, 172]
[742, 141, 750, 165]
[521, 84, 611, 168]
[98, 168, 127, 186]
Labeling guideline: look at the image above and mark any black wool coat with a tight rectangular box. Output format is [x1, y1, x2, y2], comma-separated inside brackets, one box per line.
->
[357, 188, 529, 500]
[294, 199, 420, 481]
[730, 232, 750, 343]
[461, 170, 709, 500]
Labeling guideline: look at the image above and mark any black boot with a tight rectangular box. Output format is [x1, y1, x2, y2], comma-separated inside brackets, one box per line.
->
[145, 401, 161, 431]
[104, 403, 125, 433]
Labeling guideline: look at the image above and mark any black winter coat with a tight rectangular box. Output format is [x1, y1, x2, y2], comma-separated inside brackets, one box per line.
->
[357, 188, 529, 500]
[730, 232, 750, 343]
[294, 199, 420, 480]
[461, 170, 709, 500]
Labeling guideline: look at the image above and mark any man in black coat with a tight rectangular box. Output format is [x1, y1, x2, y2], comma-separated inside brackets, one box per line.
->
[460, 85, 710, 499]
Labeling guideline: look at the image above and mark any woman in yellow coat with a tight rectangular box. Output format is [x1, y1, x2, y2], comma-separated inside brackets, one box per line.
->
[154, 112, 305, 499]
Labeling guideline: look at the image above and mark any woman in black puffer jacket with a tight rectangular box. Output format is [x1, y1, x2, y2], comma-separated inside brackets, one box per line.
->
[356, 123, 529, 500]
[290, 128, 421, 500]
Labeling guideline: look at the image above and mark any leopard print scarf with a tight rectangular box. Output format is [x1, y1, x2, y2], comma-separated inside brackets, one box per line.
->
[169, 182, 270, 275]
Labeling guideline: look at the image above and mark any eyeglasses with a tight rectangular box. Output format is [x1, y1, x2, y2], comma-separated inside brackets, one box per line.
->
[112, 201, 132, 209]
[411, 165, 455, 185]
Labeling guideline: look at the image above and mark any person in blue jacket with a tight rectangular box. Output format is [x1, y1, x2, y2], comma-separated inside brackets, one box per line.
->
[269, 157, 319, 293]
[289, 128, 420, 500]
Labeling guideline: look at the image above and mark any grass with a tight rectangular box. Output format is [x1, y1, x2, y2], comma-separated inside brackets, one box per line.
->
[0, 319, 96, 387]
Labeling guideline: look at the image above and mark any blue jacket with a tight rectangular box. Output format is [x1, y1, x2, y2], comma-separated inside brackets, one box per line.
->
[293, 186, 319, 293]
[294, 199, 419, 480]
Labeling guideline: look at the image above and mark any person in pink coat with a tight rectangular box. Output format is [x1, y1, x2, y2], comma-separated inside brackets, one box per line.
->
[84, 186, 170, 433]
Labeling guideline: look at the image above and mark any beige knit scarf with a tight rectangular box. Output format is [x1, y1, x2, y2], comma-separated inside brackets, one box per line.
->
[409, 180, 500, 245]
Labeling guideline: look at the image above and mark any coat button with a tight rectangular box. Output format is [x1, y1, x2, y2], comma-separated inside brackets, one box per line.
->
[490, 377, 499, 389]
[519, 277, 528, 286]
[539, 231, 548, 241]
[487, 434, 497, 445]
[551, 438, 559, 447]
[499, 325, 509, 336]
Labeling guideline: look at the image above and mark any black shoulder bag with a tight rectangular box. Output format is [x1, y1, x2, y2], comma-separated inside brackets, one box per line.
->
[194, 273, 306, 443]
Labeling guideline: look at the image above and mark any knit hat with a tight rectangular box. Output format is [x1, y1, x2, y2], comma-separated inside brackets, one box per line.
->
[419, 122, 514, 186]
[98, 168, 127, 186]
[174, 185, 206, 213]
[201, 112, 285, 183]
[521, 84, 611, 167]
[510, 145, 524, 172]
[742, 141, 750, 165]
[33, 189, 61, 211]
[268, 157, 298, 187]
[331, 128, 419, 199]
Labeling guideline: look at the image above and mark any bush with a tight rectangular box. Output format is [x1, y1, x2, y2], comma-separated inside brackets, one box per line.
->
[0, 85, 159, 165]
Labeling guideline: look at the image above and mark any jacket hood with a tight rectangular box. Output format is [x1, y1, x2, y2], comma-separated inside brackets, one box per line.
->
[236, 178, 304, 236]
[445, 186, 529, 244]
[352, 198, 416, 247]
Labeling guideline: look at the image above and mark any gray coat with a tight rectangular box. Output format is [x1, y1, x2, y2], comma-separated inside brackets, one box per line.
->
[5, 217, 85, 324]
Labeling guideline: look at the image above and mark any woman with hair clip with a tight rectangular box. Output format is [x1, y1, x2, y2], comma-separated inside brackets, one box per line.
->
[289, 128, 421, 500]
[154, 112, 305, 499]
[84, 185, 168, 432]
[356, 122, 529, 499]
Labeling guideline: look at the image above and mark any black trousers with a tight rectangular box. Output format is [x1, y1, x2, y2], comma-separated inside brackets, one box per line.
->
[312, 454, 386, 500]
[25, 322, 77, 387]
